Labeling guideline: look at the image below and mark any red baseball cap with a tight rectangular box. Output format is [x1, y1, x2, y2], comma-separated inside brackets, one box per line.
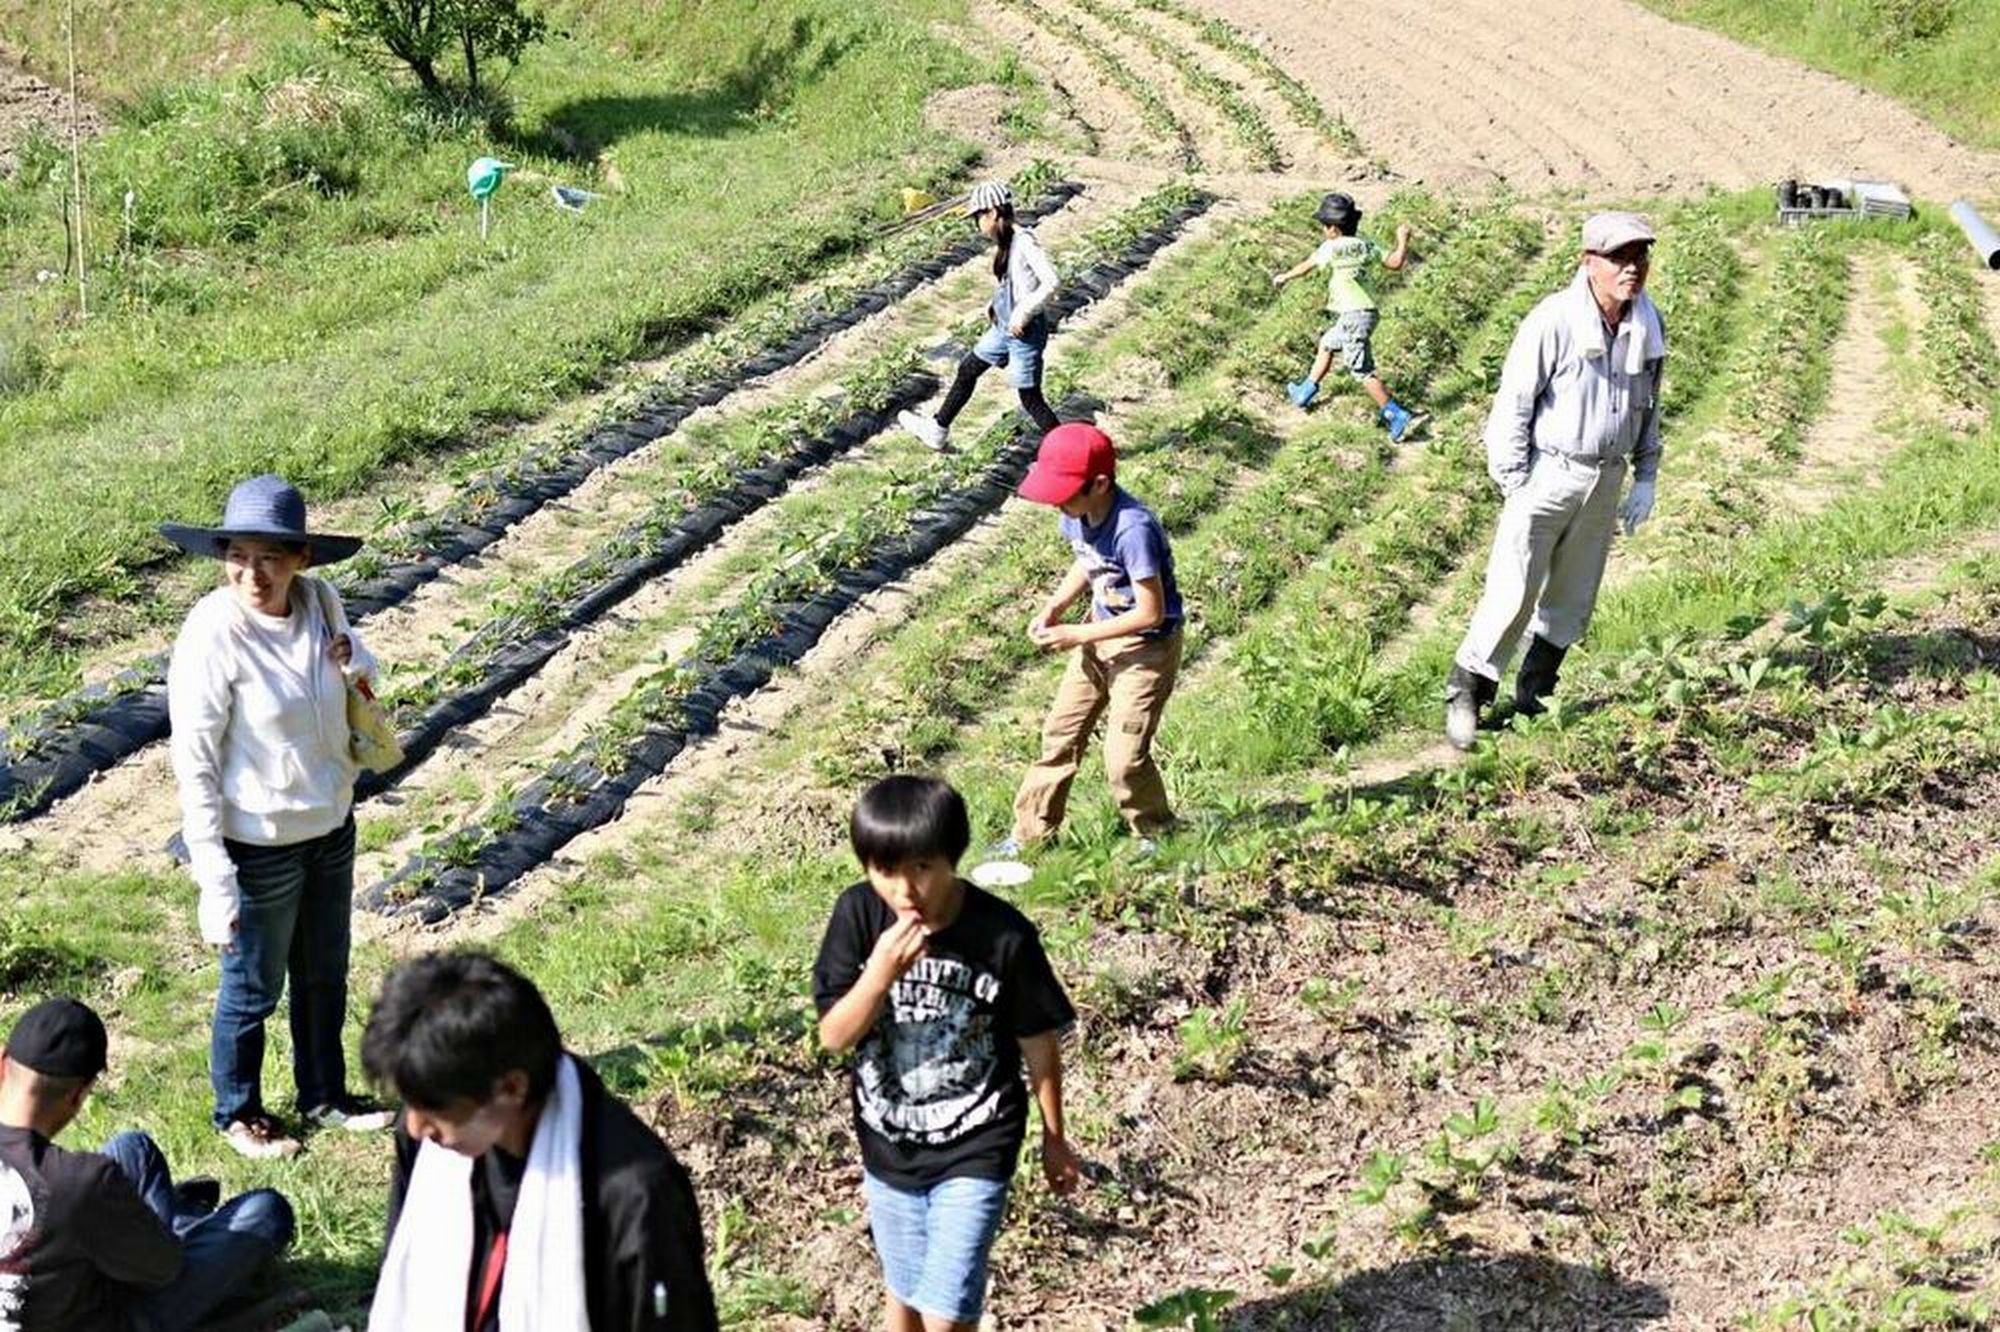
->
[1018, 423, 1116, 505]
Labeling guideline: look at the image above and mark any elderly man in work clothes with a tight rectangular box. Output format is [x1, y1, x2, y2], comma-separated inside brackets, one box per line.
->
[1445, 211, 1667, 748]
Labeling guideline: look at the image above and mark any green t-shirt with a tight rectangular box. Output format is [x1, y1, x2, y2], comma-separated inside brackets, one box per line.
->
[1312, 236, 1382, 314]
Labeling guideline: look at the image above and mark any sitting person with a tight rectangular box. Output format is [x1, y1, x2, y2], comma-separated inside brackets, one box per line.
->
[0, 997, 295, 1332]
[363, 951, 719, 1331]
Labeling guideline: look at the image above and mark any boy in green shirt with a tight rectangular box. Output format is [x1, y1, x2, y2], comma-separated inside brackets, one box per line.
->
[1272, 191, 1419, 442]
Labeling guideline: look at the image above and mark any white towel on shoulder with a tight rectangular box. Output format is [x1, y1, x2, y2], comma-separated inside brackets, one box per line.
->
[1570, 266, 1665, 374]
[369, 1054, 590, 1332]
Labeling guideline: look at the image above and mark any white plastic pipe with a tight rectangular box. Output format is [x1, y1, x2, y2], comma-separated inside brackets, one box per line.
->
[1950, 200, 2000, 270]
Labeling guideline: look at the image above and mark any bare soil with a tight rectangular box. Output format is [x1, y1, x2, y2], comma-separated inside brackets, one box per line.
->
[0, 46, 98, 177]
[658, 583, 2000, 1329]
[1188, 0, 2000, 197]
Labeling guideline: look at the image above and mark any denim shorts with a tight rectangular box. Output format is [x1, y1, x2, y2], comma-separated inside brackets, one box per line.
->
[973, 316, 1049, 389]
[1318, 308, 1379, 378]
[863, 1171, 1011, 1323]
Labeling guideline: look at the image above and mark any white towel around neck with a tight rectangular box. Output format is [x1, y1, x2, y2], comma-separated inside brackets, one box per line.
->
[369, 1054, 589, 1332]
[1570, 266, 1665, 375]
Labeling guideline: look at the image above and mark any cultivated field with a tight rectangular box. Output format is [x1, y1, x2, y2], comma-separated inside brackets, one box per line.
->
[2, 0, 1998, 1327]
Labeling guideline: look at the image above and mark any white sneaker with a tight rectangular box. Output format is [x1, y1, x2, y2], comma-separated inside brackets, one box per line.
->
[304, 1096, 396, 1133]
[897, 410, 950, 451]
[222, 1114, 302, 1160]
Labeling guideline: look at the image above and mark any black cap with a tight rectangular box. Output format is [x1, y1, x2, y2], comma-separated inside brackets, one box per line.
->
[1315, 191, 1361, 230]
[5, 998, 108, 1079]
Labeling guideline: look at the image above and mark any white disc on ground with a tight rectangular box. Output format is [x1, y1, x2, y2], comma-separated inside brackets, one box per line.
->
[969, 859, 1033, 890]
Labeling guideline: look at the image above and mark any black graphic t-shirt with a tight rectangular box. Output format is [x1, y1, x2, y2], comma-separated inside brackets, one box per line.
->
[812, 881, 1076, 1190]
[0, 1125, 181, 1332]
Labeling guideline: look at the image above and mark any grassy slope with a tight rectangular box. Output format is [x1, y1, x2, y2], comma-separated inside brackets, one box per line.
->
[1640, 0, 2000, 150]
[0, 0, 981, 700]
[3, 195, 1998, 1323]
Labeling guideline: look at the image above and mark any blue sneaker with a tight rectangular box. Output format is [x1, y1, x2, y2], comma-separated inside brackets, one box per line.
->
[1382, 401, 1417, 443]
[1287, 379, 1319, 408]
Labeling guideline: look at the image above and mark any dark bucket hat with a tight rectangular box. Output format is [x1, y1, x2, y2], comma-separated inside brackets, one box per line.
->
[159, 474, 363, 566]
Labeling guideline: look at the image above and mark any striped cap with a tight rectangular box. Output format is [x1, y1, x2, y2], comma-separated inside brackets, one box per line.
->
[965, 181, 1013, 217]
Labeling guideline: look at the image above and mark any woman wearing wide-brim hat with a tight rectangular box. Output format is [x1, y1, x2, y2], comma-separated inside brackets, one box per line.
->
[162, 474, 395, 1159]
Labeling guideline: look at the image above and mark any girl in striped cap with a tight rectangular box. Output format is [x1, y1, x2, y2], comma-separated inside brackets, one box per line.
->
[898, 181, 1063, 451]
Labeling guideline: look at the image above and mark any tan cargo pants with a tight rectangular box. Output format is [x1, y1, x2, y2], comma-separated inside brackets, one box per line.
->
[1455, 451, 1627, 682]
[1012, 627, 1183, 843]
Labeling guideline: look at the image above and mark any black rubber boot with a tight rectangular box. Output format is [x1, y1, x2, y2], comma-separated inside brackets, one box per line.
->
[1513, 635, 1569, 717]
[1445, 665, 1497, 751]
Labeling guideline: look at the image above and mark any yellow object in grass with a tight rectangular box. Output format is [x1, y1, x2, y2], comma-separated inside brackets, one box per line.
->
[901, 188, 939, 215]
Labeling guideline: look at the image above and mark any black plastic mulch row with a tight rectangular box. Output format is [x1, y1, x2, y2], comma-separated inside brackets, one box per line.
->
[365, 195, 1214, 921]
[355, 369, 940, 800]
[359, 195, 1210, 801]
[0, 183, 1087, 824]
[364, 421, 1049, 922]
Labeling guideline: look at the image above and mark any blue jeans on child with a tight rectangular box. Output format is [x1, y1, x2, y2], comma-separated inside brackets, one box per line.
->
[972, 315, 1049, 389]
[862, 1172, 1011, 1324]
[100, 1131, 295, 1332]
[211, 817, 357, 1128]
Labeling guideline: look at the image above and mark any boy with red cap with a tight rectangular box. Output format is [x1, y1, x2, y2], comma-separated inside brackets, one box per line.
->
[1000, 423, 1183, 854]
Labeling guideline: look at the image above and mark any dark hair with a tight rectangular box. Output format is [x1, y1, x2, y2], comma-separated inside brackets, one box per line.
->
[361, 951, 562, 1110]
[23, 1070, 90, 1109]
[850, 774, 971, 870]
[988, 203, 1017, 281]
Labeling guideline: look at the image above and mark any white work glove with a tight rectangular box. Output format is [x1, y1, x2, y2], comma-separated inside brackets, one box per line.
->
[197, 890, 239, 947]
[1619, 479, 1656, 535]
[192, 853, 240, 946]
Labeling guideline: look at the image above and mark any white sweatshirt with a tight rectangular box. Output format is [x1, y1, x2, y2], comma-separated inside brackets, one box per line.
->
[167, 575, 378, 944]
[1003, 225, 1060, 323]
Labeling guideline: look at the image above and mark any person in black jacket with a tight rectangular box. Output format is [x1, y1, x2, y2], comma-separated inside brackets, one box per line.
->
[0, 997, 294, 1332]
[361, 952, 718, 1332]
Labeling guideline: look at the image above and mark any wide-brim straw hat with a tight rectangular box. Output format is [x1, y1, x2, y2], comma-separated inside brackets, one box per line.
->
[158, 473, 364, 566]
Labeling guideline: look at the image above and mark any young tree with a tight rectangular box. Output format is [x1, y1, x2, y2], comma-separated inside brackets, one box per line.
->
[289, 0, 548, 97]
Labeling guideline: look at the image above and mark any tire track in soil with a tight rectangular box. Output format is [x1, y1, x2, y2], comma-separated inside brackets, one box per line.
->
[1190, 0, 2000, 196]
[1028, 0, 1243, 173]
[1041, 0, 1270, 175]
[978, 7, 1169, 169]
[11, 188, 1146, 879]
[1111, 0, 1356, 177]
[1357, 4, 1618, 187]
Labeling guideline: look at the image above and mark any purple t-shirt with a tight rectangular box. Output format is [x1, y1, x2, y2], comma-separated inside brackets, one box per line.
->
[1059, 487, 1182, 640]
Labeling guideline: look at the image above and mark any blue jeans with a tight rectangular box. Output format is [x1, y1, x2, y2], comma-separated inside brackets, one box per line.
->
[211, 816, 356, 1127]
[863, 1171, 1011, 1324]
[973, 316, 1048, 389]
[101, 1131, 295, 1332]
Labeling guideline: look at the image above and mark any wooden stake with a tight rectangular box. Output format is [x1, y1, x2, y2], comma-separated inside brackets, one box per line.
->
[65, 0, 88, 318]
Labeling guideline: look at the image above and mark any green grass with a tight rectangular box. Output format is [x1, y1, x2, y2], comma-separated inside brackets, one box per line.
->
[4, 196, 2000, 1323]
[1640, 0, 2000, 149]
[0, 0, 984, 704]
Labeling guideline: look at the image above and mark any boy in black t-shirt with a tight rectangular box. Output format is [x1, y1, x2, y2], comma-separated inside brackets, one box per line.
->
[813, 775, 1079, 1332]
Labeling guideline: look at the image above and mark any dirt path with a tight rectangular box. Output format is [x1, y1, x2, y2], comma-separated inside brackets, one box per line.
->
[1775, 251, 1922, 514]
[1191, 0, 2000, 197]
[0, 46, 99, 177]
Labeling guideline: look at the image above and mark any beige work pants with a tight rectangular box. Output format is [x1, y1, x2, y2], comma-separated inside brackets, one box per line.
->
[1455, 452, 1627, 682]
[1012, 628, 1183, 842]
